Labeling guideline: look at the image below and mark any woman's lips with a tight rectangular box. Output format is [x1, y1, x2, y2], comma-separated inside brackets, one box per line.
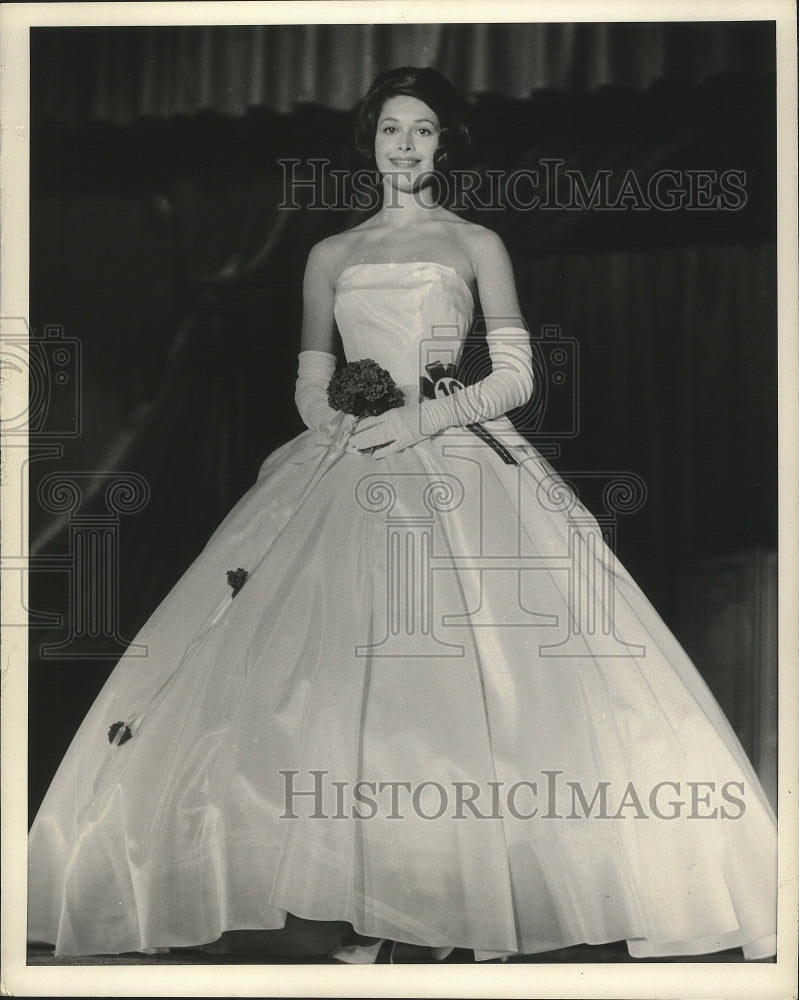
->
[390, 158, 421, 167]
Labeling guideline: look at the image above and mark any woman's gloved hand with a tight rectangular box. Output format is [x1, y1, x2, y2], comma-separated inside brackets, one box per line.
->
[349, 399, 427, 457]
[294, 350, 360, 453]
[350, 327, 534, 459]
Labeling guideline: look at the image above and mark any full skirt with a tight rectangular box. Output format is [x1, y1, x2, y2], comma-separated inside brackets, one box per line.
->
[28, 416, 778, 959]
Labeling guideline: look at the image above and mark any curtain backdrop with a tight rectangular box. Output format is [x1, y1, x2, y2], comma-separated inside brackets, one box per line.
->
[34, 21, 775, 125]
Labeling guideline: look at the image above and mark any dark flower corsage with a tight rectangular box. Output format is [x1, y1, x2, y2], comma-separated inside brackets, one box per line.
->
[327, 359, 404, 418]
[108, 721, 133, 746]
[227, 567, 249, 598]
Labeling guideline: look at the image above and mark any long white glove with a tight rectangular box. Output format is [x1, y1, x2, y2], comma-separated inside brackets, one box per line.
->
[350, 327, 534, 459]
[295, 350, 358, 449]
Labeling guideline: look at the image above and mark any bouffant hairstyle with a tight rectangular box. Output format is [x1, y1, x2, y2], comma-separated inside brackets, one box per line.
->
[354, 66, 471, 170]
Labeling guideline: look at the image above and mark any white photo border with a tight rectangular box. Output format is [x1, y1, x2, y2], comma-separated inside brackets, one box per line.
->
[2, 2, 797, 997]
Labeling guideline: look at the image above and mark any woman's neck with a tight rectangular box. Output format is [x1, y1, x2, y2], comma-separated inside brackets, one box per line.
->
[376, 179, 442, 228]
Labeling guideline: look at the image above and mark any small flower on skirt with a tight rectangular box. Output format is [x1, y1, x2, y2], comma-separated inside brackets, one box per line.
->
[108, 721, 133, 746]
[227, 567, 249, 598]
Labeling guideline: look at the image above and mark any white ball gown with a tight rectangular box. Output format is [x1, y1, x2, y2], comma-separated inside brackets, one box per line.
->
[28, 261, 777, 961]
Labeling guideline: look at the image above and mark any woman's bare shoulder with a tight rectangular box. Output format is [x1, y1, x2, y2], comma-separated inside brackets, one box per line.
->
[307, 223, 376, 272]
[437, 219, 509, 282]
[438, 215, 506, 257]
[306, 231, 359, 284]
[459, 220, 507, 253]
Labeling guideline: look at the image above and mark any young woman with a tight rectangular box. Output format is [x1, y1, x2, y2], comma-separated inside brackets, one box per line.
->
[28, 67, 777, 964]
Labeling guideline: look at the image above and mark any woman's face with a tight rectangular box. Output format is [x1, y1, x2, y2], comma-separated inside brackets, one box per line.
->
[374, 94, 441, 192]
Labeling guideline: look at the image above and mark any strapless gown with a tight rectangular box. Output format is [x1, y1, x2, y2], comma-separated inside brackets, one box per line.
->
[28, 262, 777, 960]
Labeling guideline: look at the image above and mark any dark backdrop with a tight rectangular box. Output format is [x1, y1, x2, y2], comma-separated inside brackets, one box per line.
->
[27, 23, 777, 817]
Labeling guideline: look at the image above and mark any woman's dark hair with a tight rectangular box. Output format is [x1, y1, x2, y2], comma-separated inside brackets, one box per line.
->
[354, 66, 471, 170]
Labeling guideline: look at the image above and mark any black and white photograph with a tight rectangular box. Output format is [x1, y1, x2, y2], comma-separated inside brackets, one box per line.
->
[1, 2, 797, 997]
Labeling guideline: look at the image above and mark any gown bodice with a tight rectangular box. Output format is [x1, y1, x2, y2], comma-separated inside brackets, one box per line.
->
[334, 261, 475, 388]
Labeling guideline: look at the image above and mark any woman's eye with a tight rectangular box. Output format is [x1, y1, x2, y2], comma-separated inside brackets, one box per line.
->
[382, 126, 396, 134]
[418, 128, 431, 136]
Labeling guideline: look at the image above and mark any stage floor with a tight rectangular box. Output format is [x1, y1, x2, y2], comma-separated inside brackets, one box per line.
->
[27, 941, 769, 966]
